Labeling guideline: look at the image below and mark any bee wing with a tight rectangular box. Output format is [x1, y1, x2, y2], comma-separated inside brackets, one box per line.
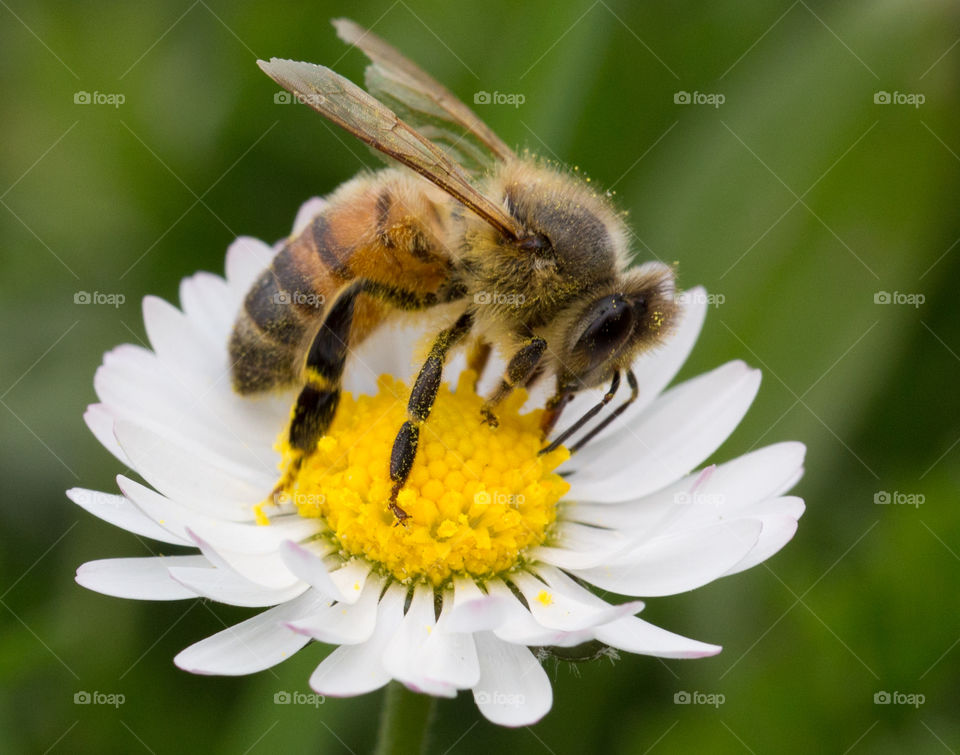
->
[333, 18, 514, 175]
[259, 58, 523, 241]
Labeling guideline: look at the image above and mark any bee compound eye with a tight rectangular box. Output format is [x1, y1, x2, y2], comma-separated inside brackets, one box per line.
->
[575, 294, 635, 372]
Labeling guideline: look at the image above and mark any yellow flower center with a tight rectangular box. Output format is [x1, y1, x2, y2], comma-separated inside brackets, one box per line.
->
[263, 370, 570, 586]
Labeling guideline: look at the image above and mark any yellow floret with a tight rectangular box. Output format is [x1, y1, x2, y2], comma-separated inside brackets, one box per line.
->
[266, 370, 569, 586]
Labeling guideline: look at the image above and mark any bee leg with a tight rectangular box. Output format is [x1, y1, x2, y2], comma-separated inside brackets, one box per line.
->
[388, 311, 474, 524]
[539, 389, 573, 438]
[540, 371, 622, 456]
[466, 339, 492, 390]
[568, 369, 639, 453]
[479, 337, 547, 427]
[275, 280, 368, 502]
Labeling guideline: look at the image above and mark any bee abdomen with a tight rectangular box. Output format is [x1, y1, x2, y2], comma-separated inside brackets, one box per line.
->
[243, 268, 309, 346]
[229, 255, 319, 394]
[228, 315, 299, 393]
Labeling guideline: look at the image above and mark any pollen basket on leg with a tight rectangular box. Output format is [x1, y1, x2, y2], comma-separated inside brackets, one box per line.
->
[268, 370, 570, 585]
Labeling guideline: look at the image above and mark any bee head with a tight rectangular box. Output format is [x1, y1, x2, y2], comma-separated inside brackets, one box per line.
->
[558, 261, 677, 388]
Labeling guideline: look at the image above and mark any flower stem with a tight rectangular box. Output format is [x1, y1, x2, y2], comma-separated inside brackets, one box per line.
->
[374, 681, 436, 755]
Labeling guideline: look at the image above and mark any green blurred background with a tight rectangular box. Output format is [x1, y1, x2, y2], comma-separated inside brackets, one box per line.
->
[2, 0, 958, 752]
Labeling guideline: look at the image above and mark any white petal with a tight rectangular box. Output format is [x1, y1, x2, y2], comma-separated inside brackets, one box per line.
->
[225, 236, 273, 297]
[383, 585, 457, 697]
[484, 581, 588, 647]
[328, 559, 373, 605]
[186, 528, 299, 590]
[83, 404, 130, 465]
[530, 521, 634, 569]
[309, 584, 406, 696]
[510, 571, 643, 631]
[444, 577, 513, 633]
[567, 361, 761, 502]
[569, 519, 762, 597]
[114, 421, 267, 522]
[168, 565, 307, 607]
[179, 271, 235, 350]
[143, 295, 225, 381]
[119, 476, 317, 553]
[94, 345, 282, 466]
[558, 286, 708, 446]
[595, 615, 722, 659]
[422, 594, 482, 689]
[76, 556, 206, 600]
[287, 575, 384, 645]
[723, 509, 803, 576]
[472, 632, 552, 727]
[68, 487, 189, 546]
[568, 441, 806, 532]
[341, 319, 432, 396]
[278, 540, 347, 600]
[175, 590, 326, 675]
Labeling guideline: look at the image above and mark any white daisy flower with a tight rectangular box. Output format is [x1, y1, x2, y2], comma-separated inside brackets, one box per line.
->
[71, 203, 805, 728]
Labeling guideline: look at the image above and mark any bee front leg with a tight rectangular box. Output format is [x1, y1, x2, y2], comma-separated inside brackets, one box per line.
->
[479, 337, 547, 428]
[388, 311, 474, 524]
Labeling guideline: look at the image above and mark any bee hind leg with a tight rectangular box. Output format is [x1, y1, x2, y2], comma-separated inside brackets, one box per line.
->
[266, 281, 368, 511]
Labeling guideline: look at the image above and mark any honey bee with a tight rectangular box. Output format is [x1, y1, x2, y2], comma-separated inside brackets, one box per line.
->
[229, 19, 678, 523]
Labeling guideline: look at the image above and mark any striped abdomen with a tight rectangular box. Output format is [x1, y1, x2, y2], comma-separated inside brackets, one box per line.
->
[229, 171, 452, 394]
